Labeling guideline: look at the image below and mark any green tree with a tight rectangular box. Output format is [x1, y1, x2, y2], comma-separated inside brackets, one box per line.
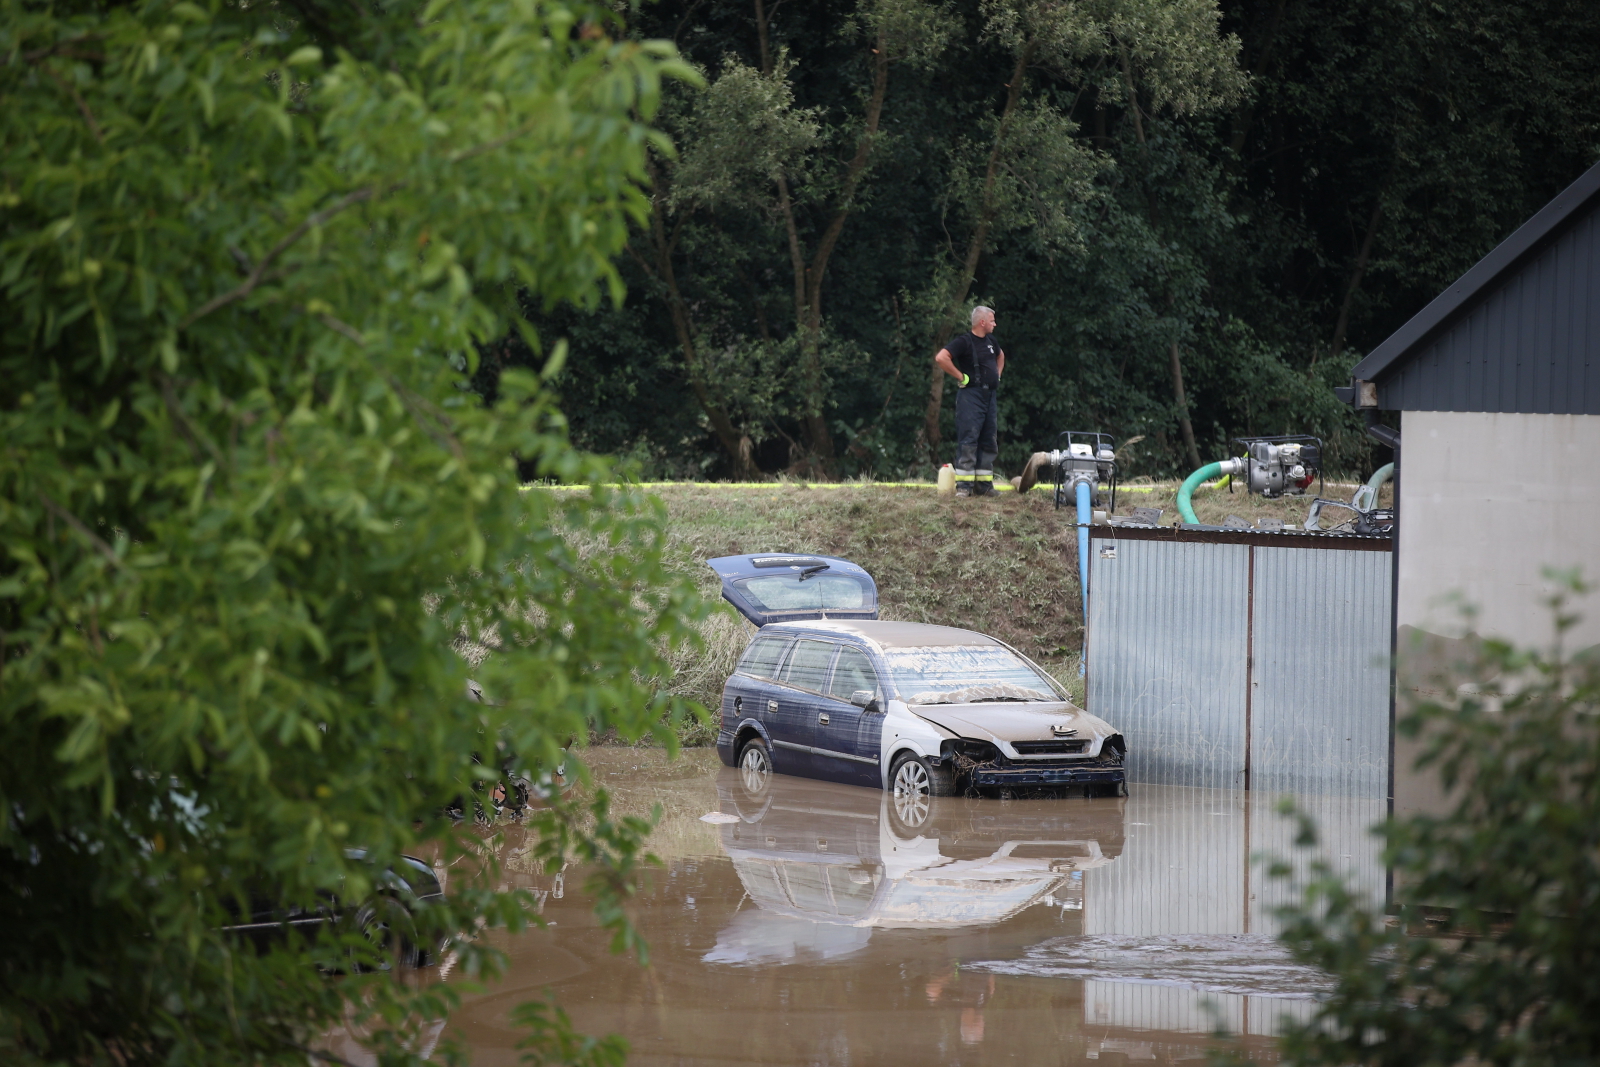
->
[486, 0, 1600, 484]
[1270, 576, 1600, 1066]
[635, 0, 952, 475]
[0, 1, 703, 1063]
[918, 0, 1245, 461]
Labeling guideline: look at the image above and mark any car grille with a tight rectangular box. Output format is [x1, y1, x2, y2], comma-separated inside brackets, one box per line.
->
[1012, 740, 1089, 755]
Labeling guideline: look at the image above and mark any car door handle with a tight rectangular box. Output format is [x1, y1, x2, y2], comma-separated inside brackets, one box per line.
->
[818, 712, 830, 725]
[767, 700, 778, 713]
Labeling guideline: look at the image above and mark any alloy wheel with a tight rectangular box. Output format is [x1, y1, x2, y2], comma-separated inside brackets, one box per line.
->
[738, 743, 771, 792]
[891, 759, 932, 827]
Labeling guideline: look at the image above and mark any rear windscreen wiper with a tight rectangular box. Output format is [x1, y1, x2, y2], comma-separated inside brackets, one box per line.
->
[797, 563, 830, 581]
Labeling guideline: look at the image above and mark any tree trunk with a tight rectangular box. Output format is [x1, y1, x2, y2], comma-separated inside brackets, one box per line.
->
[921, 42, 1036, 455]
[1329, 195, 1384, 362]
[1227, 0, 1291, 160]
[759, 2, 892, 476]
[1170, 337, 1201, 471]
[636, 189, 756, 479]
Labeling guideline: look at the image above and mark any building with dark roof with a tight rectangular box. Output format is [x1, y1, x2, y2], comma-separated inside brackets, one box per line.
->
[1338, 159, 1600, 816]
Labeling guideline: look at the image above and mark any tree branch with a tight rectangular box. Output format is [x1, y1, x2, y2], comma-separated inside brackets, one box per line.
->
[643, 196, 753, 476]
[1117, 41, 1146, 146]
[37, 491, 132, 575]
[804, 36, 891, 316]
[159, 374, 225, 467]
[623, 241, 658, 280]
[42, 62, 104, 143]
[310, 312, 466, 461]
[180, 187, 376, 329]
[14, 36, 105, 66]
[1329, 194, 1385, 363]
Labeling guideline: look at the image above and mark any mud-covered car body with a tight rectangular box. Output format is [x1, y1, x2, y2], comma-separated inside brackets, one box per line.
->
[714, 618, 1127, 796]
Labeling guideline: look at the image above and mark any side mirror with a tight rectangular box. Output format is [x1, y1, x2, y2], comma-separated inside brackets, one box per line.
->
[850, 690, 880, 712]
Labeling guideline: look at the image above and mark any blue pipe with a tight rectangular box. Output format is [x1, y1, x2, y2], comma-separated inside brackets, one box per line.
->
[1077, 480, 1092, 677]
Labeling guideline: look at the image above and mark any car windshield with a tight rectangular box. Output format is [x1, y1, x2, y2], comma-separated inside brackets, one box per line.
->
[882, 646, 1060, 705]
[735, 574, 873, 613]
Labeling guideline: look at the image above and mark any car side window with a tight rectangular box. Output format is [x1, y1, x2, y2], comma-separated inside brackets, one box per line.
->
[737, 635, 791, 680]
[779, 640, 837, 694]
[827, 646, 877, 702]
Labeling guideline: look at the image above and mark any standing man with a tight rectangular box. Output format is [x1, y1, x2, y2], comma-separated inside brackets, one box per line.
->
[934, 306, 1005, 496]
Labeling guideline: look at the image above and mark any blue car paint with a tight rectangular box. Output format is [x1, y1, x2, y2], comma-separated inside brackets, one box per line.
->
[716, 622, 895, 788]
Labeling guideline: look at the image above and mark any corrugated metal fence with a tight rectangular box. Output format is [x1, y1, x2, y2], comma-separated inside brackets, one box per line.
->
[1087, 528, 1393, 798]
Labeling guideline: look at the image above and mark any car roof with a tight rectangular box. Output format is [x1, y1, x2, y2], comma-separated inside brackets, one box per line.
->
[762, 619, 1002, 651]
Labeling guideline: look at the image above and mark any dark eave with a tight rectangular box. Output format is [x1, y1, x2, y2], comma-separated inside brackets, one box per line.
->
[1350, 159, 1600, 386]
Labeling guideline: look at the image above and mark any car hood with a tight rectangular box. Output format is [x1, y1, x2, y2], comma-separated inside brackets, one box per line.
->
[909, 702, 1117, 745]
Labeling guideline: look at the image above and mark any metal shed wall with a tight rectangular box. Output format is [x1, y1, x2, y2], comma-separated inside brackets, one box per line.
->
[1085, 538, 1249, 790]
[1087, 531, 1393, 798]
[1378, 199, 1600, 415]
[1251, 546, 1393, 796]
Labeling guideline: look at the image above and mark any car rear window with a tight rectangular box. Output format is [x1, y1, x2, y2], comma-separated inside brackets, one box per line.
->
[737, 636, 791, 680]
[780, 640, 837, 693]
[882, 646, 1061, 705]
[735, 574, 873, 613]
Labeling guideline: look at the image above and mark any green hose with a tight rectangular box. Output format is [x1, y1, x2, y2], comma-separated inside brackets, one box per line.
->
[1367, 462, 1394, 494]
[1176, 462, 1225, 525]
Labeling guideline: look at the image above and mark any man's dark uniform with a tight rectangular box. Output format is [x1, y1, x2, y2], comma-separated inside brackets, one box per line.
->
[946, 330, 1002, 495]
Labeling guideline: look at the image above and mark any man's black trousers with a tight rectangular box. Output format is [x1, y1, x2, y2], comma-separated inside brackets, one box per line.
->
[954, 384, 997, 489]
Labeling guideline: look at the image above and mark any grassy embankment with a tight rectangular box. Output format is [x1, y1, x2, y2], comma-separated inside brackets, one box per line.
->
[644, 476, 1391, 745]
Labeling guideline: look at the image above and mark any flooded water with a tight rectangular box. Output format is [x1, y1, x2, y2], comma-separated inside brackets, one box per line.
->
[410, 749, 1383, 1066]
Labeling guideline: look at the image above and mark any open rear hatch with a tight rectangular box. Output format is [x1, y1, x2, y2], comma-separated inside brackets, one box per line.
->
[706, 553, 879, 627]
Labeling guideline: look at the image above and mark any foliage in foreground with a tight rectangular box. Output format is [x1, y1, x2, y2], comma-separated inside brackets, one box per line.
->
[1271, 575, 1600, 1066]
[0, 1, 703, 1063]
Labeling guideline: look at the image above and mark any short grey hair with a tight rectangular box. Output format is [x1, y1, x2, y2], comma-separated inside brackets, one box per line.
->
[971, 306, 994, 326]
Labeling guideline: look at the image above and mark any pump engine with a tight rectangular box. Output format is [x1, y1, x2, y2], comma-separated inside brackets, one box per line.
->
[1048, 431, 1119, 512]
[1231, 435, 1323, 499]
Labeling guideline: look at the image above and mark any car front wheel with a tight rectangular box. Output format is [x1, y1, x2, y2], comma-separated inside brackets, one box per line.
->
[889, 751, 947, 825]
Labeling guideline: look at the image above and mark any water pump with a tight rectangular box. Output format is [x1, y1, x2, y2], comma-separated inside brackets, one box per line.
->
[1231, 435, 1324, 499]
[1049, 431, 1119, 513]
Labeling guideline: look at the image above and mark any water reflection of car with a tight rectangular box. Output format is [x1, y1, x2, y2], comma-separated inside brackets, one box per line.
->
[705, 767, 1125, 964]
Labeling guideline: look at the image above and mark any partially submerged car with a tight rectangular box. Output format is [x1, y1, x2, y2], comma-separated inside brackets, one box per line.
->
[220, 848, 445, 968]
[707, 553, 1127, 799]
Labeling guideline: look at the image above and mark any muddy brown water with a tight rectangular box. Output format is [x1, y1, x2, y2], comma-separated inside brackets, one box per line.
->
[339, 748, 1385, 1066]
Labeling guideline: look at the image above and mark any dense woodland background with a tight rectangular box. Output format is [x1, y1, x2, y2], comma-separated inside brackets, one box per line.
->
[475, 0, 1600, 482]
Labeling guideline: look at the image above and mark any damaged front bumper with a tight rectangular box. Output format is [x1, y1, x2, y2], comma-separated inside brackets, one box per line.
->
[968, 763, 1126, 788]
